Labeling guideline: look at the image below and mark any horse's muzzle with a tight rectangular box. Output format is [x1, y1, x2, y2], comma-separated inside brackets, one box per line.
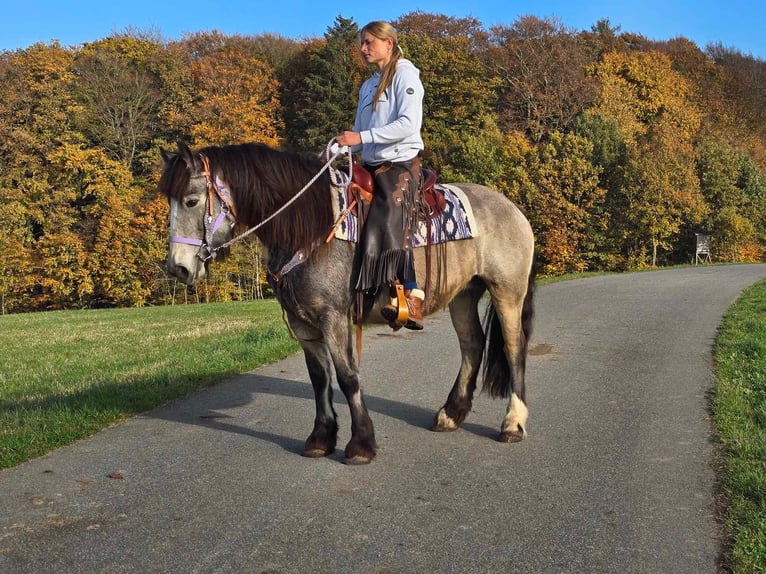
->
[167, 257, 204, 285]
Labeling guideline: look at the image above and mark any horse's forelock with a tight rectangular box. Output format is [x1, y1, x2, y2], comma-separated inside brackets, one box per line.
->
[158, 153, 193, 201]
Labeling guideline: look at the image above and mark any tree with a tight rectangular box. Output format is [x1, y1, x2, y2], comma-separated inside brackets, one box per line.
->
[188, 45, 283, 147]
[487, 16, 597, 141]
[249, 33, 302, 76]
[439, 114, 504, 186]
[706, 44, 766, 166]
[37, 144, 146, 308]
[398, 24, 497, 176]
[588, 50, 706, 266]
[394, 10, 489, 46]
[73, 34, 164, 172]
[0, 185, 33, 314]
[572, 112, 629, 269]
[282, 16, 363, 151]
[696, 139, 766, 261]
[501, 131, 607, 275]
[0, 43, 84, 310]
[131, 194, 175, 304]
[579, 19, 626, 59]
[0, 42, 82, 149]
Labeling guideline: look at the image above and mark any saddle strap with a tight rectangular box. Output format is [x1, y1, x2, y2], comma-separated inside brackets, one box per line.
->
[356, 291, 364, 360]
[326, 197, 358, 243]
[425, 219, 432, 300]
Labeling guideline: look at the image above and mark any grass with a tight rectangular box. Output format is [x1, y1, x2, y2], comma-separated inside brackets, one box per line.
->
[713, 279, 766, 572]
[0, 300, 299, 469]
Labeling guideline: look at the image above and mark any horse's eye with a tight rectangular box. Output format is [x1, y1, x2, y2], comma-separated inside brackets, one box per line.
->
[185, 198, 199, 208]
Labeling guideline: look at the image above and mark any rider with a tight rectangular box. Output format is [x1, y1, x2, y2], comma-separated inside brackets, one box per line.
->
[335, 20, 425, 330]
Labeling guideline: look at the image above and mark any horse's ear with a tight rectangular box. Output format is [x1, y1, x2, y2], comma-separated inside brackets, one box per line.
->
[160, 148, 177, 164]
[176, 142, 198, 170]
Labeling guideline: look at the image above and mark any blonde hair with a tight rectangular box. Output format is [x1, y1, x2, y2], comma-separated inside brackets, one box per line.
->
[361, 21, 403, 111]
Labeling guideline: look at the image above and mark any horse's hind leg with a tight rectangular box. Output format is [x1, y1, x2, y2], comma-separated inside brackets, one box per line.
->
[432, 280, 486, 432]
[301, 340, 339, 457]
[486, 286, 532, 443]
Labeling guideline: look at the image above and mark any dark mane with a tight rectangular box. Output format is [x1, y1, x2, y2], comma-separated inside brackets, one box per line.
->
[159, 142, 335, 255]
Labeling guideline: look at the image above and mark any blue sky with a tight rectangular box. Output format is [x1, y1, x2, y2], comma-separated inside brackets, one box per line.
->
[2, 0, 764, 60]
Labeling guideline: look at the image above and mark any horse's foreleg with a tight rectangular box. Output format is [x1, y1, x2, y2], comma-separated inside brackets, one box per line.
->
[336, 372, 377, 465]
[300, 341, 339, 458]
[326, 315, 376, 465]
[432, 285, 486, 432]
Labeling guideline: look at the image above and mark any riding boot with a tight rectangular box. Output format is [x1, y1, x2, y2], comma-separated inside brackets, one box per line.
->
[403, 289, 424, 331]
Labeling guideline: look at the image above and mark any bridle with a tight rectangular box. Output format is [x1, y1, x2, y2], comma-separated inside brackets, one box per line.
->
[169, 153, 238, 262]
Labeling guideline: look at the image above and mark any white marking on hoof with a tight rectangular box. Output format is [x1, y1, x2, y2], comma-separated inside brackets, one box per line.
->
[501, 393, 528, 437]
[433, 408, 460, 431]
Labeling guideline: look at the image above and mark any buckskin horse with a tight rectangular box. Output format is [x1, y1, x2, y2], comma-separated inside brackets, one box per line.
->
[159, 141, 535, 465]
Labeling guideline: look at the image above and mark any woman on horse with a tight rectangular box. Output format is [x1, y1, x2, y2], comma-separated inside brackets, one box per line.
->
[335, 20, 425, 331]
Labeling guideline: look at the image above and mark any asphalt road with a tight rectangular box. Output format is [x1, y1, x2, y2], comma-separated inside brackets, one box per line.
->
[2, 264, 766, 574]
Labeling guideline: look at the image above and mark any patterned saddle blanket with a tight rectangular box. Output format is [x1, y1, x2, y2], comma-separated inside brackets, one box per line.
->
[332, 183, 478, 247]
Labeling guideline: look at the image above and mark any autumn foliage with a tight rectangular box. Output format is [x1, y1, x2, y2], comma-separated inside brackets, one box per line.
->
[1, 13, 765, 313]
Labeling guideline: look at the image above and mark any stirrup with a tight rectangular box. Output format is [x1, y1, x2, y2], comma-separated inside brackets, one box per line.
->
[394, 283, 408, 324]
[381, 283, 408, 327]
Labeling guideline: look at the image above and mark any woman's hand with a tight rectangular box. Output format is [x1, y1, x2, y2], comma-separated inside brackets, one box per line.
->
[335, 131, 362, 147]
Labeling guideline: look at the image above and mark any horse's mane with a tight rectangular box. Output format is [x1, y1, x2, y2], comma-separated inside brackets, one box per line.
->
[159, 142, 335, 255]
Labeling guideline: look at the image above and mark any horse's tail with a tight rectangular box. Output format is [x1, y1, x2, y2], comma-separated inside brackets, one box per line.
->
[481, 268, 535, 400]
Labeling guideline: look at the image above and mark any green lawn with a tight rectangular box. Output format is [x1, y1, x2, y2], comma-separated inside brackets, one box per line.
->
[0, 300, 298, 469]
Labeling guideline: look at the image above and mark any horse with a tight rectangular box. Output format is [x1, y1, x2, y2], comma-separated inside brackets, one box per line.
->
[159, 141, 535, 465]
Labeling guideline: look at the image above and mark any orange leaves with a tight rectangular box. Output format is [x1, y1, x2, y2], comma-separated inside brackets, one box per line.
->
[188, 47, 282, 147]
[589, 51, 700, 143]
[30, 144, 148, 308]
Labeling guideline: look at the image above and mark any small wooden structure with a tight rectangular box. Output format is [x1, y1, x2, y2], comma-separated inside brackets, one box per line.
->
[694, 231, 712, 265]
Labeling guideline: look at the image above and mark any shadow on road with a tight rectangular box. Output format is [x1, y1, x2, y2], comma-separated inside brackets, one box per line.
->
[148, 373, 500, 458]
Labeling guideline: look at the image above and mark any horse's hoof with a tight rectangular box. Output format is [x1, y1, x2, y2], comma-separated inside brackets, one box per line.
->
[302, 437, 334, 458]
[431, 408, 461, 432]
[498, 429, 525, 443]
[344, 455, 374, 465]
[344, 439, 376, 465]
[302, 447, 332, 458]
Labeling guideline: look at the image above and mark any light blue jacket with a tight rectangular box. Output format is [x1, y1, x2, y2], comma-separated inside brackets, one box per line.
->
[352, 58, 424, 165]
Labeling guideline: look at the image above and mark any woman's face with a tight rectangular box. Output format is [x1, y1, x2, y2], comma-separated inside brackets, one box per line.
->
[360, 32, 393, 69]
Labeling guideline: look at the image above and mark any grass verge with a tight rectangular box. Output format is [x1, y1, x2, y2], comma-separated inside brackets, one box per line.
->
[713, 279, 766, 572]
[0, 301, 298, 469]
